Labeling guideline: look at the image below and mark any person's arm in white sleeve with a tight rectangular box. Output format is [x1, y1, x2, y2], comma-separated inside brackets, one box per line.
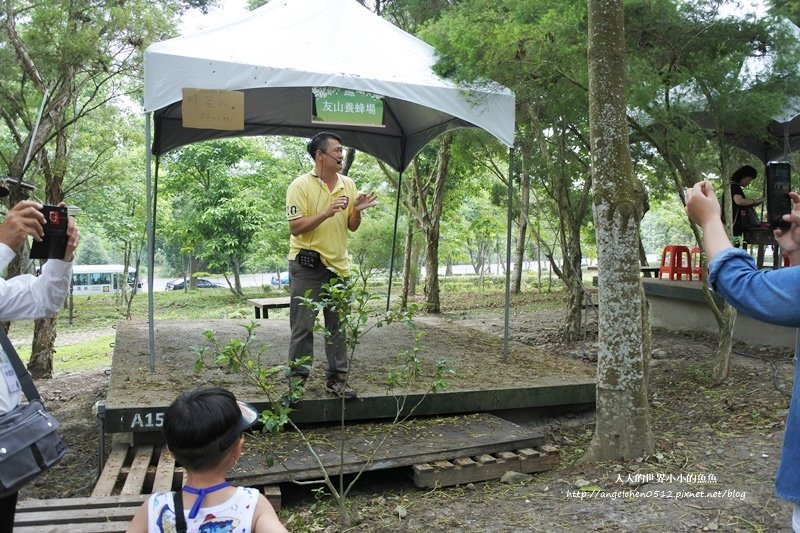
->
[0, 202, 79, 321]
[0, 244, 72, 320]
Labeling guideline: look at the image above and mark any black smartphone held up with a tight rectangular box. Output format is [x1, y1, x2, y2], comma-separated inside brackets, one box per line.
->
[766, 161, 792, 230]
[29, 205, 68, 260]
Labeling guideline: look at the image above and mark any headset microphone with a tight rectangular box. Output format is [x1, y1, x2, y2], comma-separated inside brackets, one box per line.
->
[320, 149, 343, 165]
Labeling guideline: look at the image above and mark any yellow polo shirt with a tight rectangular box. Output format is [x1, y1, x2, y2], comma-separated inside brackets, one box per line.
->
[286, 171, 356, 276]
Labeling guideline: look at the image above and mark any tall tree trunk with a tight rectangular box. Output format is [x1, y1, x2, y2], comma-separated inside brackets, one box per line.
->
[583, 0, 652, 461]
[629, 97, 736, 384]
[529, 111, 592, 337]
[411, 136, 452, 314]
[552, 127, 588, 340]
[28, 316, 57, 378]
[29, 118, 70, 379]
[423, 236, 440, 311]
[341, 148, 356, 176]
[401, 221, 413, 309]
[408, 243, 419, 297]
[125, 248, 142, 319]
[401, 184, 420, 308]
[559, 245, 585, 341]
[513, 151, 529, 294]
[381, 137, 451, 313]
[232, 257, 243, 295]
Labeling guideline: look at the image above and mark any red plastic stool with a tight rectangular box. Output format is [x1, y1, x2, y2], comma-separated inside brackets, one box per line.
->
[659, 245, 692, 281]
[690, 246, 704, 281]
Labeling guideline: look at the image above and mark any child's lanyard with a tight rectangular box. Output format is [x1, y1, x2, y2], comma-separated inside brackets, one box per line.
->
[181, 481, 232, 520]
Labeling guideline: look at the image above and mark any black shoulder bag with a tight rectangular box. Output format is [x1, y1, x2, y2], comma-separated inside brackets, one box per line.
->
[0, 329, 67, 497]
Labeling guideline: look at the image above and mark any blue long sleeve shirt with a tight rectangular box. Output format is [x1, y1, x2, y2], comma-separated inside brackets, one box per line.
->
[707, 247, 800, 503]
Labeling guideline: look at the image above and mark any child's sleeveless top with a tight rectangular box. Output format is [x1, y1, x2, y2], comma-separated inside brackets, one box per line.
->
[146, 486, 258, 532]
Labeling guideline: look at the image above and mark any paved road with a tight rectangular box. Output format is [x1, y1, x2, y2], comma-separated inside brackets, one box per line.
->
[143, 272, 286, 292]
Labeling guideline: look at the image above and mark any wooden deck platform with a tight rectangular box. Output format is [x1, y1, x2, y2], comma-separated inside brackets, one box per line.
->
[100, 317, 595, 434]
[230, 413, 546, 485]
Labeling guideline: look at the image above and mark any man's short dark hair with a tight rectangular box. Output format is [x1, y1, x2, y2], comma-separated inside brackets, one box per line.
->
[307, 132, 342, 159]
[731, 165, 758, 183]
[164, 387, 241, 471]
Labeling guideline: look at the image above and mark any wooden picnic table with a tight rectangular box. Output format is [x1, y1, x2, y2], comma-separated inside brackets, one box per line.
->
[247, 297, 291, 319]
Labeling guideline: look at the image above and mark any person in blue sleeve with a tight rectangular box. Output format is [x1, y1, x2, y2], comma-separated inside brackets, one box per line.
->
[686, 180, 800, 532]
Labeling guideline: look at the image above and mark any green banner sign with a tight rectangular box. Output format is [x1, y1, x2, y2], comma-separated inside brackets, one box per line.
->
[312, 88, 385, 127]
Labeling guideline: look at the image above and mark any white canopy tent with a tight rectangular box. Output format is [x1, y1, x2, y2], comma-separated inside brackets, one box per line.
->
[144, 0, 514, 169]
[142, 0, 516, 369]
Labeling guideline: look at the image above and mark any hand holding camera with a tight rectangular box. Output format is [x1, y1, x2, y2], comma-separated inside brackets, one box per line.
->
[0, 201, 79, 261]
[29, 204, 69, 260]
[0, 201, 46, 251]
[774, 190, 800, 265]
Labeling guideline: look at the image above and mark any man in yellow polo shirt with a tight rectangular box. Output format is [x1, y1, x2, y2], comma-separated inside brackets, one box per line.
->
[285, 132, 377, 399]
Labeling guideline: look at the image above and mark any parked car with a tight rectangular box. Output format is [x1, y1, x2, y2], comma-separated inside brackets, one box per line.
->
[166, 278, 224, 290]
[271, 272, 290, 286]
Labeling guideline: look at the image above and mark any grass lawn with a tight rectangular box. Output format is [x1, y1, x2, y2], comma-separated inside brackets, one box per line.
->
[11, 273, 566, 374]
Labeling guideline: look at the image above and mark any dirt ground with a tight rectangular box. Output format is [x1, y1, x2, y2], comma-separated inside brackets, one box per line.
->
[19, 295, 799, 532]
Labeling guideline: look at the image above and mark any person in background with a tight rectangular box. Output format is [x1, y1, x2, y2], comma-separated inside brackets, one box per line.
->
[284, 132, 377, 400]
[729, 164, 764, 244]
[686, 180, 800, 533]
[0, 198, 80, 529]
[127, 387, 287, 533]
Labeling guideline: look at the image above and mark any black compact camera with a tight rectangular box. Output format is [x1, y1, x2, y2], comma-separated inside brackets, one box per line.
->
[766, 161, 792, 230]
[29, 205, 68, 260]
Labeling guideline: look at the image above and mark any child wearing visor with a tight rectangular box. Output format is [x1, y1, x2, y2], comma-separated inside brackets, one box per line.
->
[127, 387, 287, 533]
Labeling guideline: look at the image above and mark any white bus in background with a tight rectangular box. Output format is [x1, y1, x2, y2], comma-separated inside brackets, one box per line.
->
[71, 264, 138, 294]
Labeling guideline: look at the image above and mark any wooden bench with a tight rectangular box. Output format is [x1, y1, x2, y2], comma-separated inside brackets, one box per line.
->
[247, 297, 291, 319]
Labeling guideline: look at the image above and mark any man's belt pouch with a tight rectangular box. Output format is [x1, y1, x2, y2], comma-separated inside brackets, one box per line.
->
[0, 330, 67, 497]
[298, 249, 320, 269]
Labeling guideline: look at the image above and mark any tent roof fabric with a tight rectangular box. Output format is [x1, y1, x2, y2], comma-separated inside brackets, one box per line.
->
[144, 0, 515, 170]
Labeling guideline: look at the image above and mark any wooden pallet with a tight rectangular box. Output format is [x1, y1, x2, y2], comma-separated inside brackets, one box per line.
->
[92, 442, 182, 498]
[92, 441, 281, 509]
[16, 495, 147, 533]
[15, 441, 282, 532]
[412, 445, 560, 488]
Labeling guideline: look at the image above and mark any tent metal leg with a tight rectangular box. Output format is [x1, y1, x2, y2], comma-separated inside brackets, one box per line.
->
[503, 147, 515, 364]
[386, 170, 403, 312]
[145, 114, 156, 372]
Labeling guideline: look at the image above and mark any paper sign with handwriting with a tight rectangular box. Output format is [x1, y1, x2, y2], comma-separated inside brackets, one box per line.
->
[182, 88, 244, 131]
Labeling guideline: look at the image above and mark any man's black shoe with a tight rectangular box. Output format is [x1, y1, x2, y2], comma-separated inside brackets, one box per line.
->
[326, 379, 357, 400]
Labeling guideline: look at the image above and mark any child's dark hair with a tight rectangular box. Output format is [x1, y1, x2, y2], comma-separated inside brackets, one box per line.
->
[164, 387, 242, 471]
[731, 165, 758, 183]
